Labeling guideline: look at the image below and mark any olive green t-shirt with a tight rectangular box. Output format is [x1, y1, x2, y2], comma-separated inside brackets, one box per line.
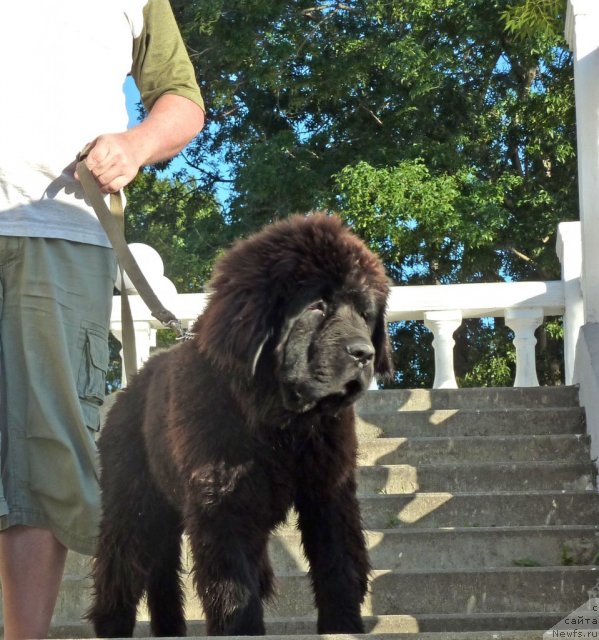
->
[132, 0, 204, 113]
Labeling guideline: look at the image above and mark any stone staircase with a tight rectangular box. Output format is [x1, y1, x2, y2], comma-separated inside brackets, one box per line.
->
[4, 385, 599, 639]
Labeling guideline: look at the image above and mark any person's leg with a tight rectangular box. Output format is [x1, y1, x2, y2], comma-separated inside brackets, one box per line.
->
[0, 525, 68, 640]
[0, 237, 117, 637]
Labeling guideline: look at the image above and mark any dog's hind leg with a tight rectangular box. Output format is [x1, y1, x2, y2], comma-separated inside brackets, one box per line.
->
[146, 518, 186, 637]
[87, 503, 152, 637]
[87, 458, 149, 634]
[89, 482, 183, 637]
[88, 393, 182, 637]
[87, 544, 145, 638]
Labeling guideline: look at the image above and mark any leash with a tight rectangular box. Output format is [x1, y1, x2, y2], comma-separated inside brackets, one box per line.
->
[76, 148, 186, 381]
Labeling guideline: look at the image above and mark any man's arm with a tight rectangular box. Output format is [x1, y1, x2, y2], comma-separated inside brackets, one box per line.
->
[81, 93, 205, 193]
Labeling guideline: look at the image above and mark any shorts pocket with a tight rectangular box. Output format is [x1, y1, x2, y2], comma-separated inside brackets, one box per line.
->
[77, 323, 109, 431]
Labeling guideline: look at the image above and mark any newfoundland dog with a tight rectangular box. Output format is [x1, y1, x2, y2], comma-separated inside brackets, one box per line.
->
[88, 213, 392, 637]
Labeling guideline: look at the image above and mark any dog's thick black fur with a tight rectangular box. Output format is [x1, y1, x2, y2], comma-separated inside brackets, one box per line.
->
[88, 213, 392, 637]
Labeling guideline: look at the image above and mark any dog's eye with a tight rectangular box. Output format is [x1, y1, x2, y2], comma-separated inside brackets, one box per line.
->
[361, 303, 378, 324]
[307, 300, 327, 316]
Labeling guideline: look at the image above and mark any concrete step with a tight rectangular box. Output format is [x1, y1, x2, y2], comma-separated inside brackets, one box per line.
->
[268, 525, 599, 571]
[66, 525, 599, 577]
[357, 491, 599, 528]
[48, 612, 570, 637]
[47, 625, 550, 640]
[356, 461, 595, 494]
[356, 407, 586, 439]
[63, 491, 599, 576]
[53, 566, 599, 622]
[265, 566, 599, 618]
[356, 386, 580, 413]
[357, 434, 590, 465]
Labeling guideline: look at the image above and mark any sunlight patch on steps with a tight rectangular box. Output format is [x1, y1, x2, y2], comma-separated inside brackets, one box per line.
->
[398, 492, 454, 524]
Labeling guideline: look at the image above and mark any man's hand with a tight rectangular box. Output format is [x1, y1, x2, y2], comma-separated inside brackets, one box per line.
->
[78, 132, 142, 194]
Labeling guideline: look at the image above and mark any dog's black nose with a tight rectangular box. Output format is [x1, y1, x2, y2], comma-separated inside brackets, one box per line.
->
[346, 341, 375, 365]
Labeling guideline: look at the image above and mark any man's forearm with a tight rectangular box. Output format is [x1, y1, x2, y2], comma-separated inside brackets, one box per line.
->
[81, 93, 205, 193]
[125, 93, 205, 167]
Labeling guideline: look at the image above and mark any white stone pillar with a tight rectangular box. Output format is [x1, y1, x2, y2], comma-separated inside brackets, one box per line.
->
[557, 221, 584, 384]
[133, 321, 157, 370]
[505, 308, 544, 387]
[111, 321, 156, 386]
[565, 0, 599, 323]
[424, 310, 462, 389]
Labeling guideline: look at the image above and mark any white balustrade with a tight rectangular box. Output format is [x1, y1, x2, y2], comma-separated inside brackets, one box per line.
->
[111, 254, 569, 389]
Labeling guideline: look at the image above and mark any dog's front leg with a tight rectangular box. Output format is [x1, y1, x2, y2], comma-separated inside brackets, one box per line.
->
[295, 474, 370, 634]
[186, 511, 269, 636]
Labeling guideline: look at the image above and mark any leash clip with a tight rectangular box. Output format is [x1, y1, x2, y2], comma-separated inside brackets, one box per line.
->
[165, 319, 195, 341]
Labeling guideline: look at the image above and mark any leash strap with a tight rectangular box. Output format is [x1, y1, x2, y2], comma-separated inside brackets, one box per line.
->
[76, 153, 183, 379]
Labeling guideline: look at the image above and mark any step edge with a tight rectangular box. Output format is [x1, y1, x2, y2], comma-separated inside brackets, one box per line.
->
[359, 434, 591, 444]
[274, 524, 599, 538]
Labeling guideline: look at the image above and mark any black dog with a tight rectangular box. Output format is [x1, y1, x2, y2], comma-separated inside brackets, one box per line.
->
[88, 213, 392, 636]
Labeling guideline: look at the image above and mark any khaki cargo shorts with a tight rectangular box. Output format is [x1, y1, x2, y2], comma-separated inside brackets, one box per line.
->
[0, 237, 117, 555]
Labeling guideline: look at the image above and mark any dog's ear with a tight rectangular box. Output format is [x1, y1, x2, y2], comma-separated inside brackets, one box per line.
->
[195, 287, 281, 379]
[372, 308, 394, 379]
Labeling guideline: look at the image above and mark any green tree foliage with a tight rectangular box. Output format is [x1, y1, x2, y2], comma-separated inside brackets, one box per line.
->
[126, 0, 576, 387]
[125, 170, 228, 291]
[502, 0, 564, 40]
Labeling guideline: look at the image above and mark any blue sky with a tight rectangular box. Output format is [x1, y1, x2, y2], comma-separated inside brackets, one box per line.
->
[124, 75, 142, 127]
[124, 76, 193, 175]
[125, 76, 235, 207]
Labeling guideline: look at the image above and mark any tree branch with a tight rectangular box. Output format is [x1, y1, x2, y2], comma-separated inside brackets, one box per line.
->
[358, 101, 384, 127]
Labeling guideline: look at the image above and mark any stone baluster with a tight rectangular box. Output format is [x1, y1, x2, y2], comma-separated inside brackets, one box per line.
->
[424, 310, 463, 389]
[504, 308, 543, 387]
[111, 321, 156, 386]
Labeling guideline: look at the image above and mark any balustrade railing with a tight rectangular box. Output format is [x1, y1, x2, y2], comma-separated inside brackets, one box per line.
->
[110, 222, 582, 390]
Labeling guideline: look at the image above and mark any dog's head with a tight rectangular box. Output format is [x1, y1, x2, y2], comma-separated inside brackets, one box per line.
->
[196, 213, 393, 415]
